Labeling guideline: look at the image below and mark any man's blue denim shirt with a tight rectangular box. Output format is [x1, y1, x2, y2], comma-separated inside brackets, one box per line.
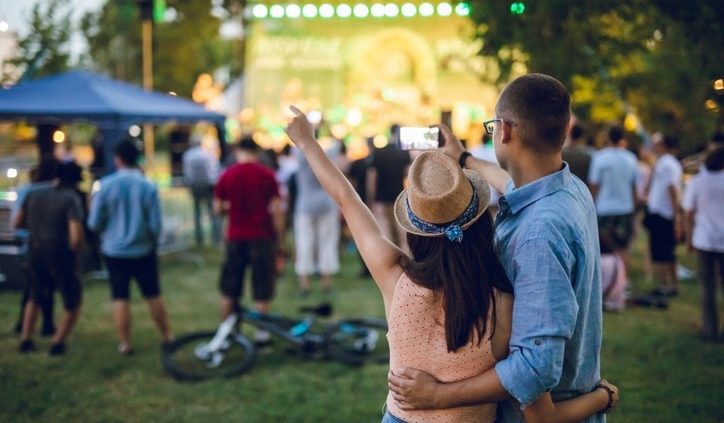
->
[88, 168, 162, 258]
[494, 164, 604, 423]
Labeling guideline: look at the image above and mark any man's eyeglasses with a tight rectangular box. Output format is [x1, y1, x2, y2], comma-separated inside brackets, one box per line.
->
[483, 119, 518, 135]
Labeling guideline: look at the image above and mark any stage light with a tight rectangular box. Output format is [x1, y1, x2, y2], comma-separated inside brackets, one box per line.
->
[286, 4, 301, 18]
[419, 2, 434, 16]
[269, 4, 285, 18]
[53, 130, 65, 143]
[373, 135, 388, 148]
[337, 4, 352, 18]
[353, 4, 369, 17]
[6, 168, 17, 178]
[437, 2, 452, 16]
[252, 4, 268, 18]
[346, 108, 363, 126]
[401, 3, 416, 17]
[307, 110, 323, 125]
[385, 3, 399, 17]
[302, 4, 318, 18]
[510, 2, 525, 15]
[319, 3, 334, 18]
[371, 3, 386, 17]
[455, 2, 470, 16]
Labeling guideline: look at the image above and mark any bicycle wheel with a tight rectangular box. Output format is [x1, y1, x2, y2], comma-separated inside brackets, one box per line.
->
[162, 331, 256, 381]
[325, 318, 389, 366]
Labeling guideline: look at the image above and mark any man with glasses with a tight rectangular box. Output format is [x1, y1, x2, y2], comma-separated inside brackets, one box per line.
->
[389, 74, 607, 422]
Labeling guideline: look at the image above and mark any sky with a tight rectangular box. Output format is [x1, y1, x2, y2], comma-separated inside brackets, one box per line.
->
[0, 0, 105, 58]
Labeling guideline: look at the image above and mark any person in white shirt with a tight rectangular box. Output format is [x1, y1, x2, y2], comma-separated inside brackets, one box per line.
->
[182, 134, 221, 247]
[588, 126, 638, 270]
[683, 147, 724, 340]
[645, 135, 683, 297]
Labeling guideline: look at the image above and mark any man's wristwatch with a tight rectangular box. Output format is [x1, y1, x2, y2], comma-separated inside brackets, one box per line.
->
[458, 151, 471, 169]
[596, 381, 615, 413]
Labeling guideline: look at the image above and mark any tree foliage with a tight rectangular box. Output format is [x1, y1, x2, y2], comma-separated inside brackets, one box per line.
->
[79, 0, 141, 82]
[81, 0, 246, 98]
[3, 0, 73, 83]
[469, 0, 724, 151]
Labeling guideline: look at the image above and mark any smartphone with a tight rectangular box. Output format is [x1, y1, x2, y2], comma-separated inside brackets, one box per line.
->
[398, 126, 440, 150]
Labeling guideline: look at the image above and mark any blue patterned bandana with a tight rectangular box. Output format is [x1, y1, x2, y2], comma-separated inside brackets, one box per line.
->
[406, 181, 479, 243]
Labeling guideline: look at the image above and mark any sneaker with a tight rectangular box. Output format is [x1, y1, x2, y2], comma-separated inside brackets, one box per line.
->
[49, 343, 66, 356]
[254, 330, 272, 346]
[19, 339, 36, 353]
[650, 287, 678, 297]
[654, 297, 669, 309]
[117, 344, 134, 356]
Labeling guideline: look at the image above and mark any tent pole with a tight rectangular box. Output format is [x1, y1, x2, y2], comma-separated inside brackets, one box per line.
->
[142, 18, 155, 176]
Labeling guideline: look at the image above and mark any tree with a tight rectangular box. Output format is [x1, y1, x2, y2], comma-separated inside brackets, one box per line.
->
[80, 0, 142, 82]
[468, 0, 724, 152]
[2, 0, 73, 83]
[81, 0, 247, 98]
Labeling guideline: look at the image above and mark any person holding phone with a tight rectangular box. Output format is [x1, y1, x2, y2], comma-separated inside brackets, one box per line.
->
[367, 124, 411, 250]
[285, 100, 617, 422]
[388, 74, 611, 423]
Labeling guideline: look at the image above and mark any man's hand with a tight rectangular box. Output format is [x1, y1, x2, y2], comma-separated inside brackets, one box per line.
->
[674, 214, 684, 243]
[597, 379, 620, 413]
[387, 368, 443, 410]
[285, 106, 316, 149]
[437, 123, 465, 164]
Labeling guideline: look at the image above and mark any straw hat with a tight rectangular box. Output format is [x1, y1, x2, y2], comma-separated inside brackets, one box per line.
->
[393, 151, 490, 242]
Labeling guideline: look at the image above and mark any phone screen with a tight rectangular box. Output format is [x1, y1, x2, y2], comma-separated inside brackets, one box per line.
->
[398, 126, 440, 150]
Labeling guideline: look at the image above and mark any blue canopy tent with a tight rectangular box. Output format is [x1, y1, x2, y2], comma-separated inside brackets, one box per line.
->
[0, 70, 227, 174]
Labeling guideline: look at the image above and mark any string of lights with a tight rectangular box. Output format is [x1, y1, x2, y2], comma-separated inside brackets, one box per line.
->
[247, 2, 471, 19]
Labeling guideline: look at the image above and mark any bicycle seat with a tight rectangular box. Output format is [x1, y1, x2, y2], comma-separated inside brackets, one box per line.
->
[299, 303, 333, 317]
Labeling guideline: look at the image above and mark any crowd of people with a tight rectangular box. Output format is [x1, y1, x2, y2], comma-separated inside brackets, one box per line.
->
[563, 125, 724, 319]
[9, 71, 723, 422]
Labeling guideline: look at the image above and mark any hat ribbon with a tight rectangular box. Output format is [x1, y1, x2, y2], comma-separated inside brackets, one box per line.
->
[406, 181, 479, 243]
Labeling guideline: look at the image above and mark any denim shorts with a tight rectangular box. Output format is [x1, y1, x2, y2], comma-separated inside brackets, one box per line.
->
[381, 410, 407, 423]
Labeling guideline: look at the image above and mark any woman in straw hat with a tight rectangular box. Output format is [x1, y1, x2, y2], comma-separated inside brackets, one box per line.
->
[285, 106, 616, 422]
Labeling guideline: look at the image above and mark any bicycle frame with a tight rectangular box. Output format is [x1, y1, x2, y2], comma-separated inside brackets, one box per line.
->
[240, 309, 328, 352]
[162, 304, 388, 380]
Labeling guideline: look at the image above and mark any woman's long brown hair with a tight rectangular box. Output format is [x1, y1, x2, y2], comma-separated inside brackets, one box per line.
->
[403, 211, 511, 352]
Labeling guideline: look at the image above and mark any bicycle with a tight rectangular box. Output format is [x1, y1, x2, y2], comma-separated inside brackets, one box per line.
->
[161, 303, 389, 381]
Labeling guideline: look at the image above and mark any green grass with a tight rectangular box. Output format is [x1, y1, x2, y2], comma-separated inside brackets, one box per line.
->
[0, 237, 722, 422]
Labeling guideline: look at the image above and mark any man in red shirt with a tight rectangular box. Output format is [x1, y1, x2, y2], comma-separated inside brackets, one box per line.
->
[214, 137, 284, 342]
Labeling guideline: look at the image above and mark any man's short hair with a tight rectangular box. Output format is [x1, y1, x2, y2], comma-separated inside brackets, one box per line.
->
[710, 132, 724, 147]
[496, 73, 571, 153]
[35, 158, 60, 182]
[661, 135, 679, 151]
[570, 124, 584, 141]
[608, 126, 624, 145]
[114, 139, 140, 166]
[57, 161, 83, 185]
[236, 135, 260, 153]
[704, 147, 724, 172]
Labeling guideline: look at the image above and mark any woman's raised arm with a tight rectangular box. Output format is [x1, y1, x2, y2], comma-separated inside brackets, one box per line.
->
[285, 106, 404, 303]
